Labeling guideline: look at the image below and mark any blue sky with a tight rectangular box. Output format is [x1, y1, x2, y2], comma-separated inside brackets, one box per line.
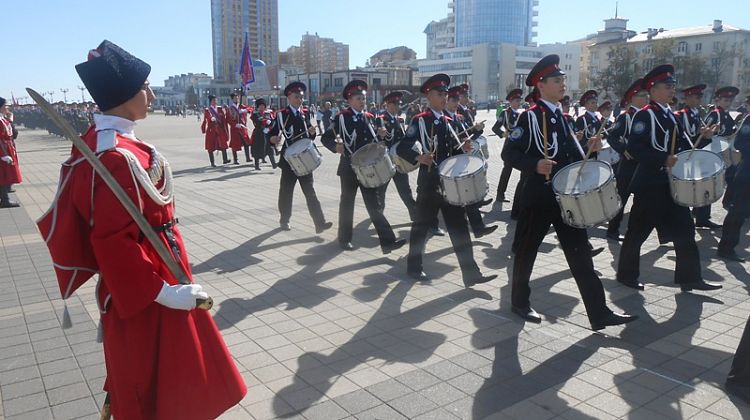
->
[3, 0, 749, 103]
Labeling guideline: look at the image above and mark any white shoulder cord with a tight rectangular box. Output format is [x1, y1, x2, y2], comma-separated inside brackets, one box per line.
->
[276, 111, 295, 140]
[115, 147, 174, 206]
[527, 111, 559, 158]
[644, 109, 670, 152]
[418, 117, 433, 154]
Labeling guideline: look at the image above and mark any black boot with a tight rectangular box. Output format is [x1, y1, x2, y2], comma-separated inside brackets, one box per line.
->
[244, 145, 251, 162]
[232, 150, 239, 165]
[0, 185, 19, 208]
[221, 150, 231, 164]
[208, 152, 216, 167]
[268, 152, 277, 169]
[254, 158, 261, 171]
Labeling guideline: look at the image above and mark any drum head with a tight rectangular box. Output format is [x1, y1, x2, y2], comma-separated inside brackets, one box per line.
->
[286, 138, 313, 154]
[673, 149, 724, 180]
[351, 143, 386, 166]
[438, 155, 484, 177]
[552, 160, 612, 194]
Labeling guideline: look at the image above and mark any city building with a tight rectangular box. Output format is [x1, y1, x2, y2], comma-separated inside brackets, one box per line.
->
[454, 0, 538, 47]
[417, 42, 582, 104]
[587, 18, 750, 99]
[283, 33, 349, 73]
[369, 46, 417, 66]
[210, 0, 279, 85]
[425, 16, 455, 60]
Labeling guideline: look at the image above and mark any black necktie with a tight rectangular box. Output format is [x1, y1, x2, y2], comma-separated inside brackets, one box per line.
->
[555, 109, 568, 137]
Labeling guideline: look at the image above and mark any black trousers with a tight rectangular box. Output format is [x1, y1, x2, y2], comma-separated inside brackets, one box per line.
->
[496, 163, 513, 199]
[0, 184, 10, 204]
[617, 185, 702, 285]
[379, 172, 417, 221]
[278, 162, 326, 228]
[719, 179, 750, 253]
[512, 203, 611, 324]
[338, 172, 396, 246]
[466, 204, 486, 233]
[692, 205, 713, 223]
[729, 316, 750, 385]
[510, 172, 526, 218]
[407, 187, 480, 277]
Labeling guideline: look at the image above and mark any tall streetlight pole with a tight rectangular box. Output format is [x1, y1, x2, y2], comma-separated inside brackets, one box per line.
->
[60, 88, 69, 103]
[77, 86, 87, 102]
[46, 91, 55, 103]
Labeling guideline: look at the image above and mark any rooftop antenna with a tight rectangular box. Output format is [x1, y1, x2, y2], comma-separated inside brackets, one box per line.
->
[615, 1, 618, 18]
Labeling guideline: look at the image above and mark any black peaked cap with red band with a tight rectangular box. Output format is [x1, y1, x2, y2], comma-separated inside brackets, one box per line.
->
[641, 64, 676, 91]
[715, 86, 739, 99]
[383, 91, 404, 104]
[284, 81, 306, 97]
[343, 80, 367, 100]
[525, 54, 565, 87]
[421, 74, 450, 94]
[579, 90, 598, 106]
[681, 84, 706, 96]
[506, 88, 523, 101]
[447, 86, 463, 99]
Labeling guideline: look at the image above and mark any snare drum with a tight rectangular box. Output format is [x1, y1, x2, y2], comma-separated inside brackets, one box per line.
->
[351, 143, 396, 188]
[389, 141, 420, 174]
[669, 149, 726, 207]
[702, 137, 740, 166]
[438, 155, 488, 206]
[552, 160, 621, 228]
[476, 135, 489, 158]
[596, 142, 620, 166]
[284, 138, 322, 176]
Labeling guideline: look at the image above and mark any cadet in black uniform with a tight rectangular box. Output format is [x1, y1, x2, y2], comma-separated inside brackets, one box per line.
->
[321, 80, 406, 253]
[699, 86, 740, 229]
[718, 108, 750, 262]
[575, 90, 602, 147]
[457, 84, 492, 210]
[375, 91, 417, 221]
[494, 89, 523, 204]
[606, 78, 648, 241]
[268, 82, 332, 233]
[616, 65, 721, 292]
[397, 74, 497, 287]
[448, 86, 497, 238]
[502, 55, 637, 329]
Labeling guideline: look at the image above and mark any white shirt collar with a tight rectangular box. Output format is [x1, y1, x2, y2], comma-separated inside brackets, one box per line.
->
[691, 107, 699, 114]
[430, 108, 443, 119]
[630, 105, 640, 112]
[586, 110, 598, 119]
[446, 109, 456, 118]
[351, 107, 362, 116]
[289, 105, 300, 115]
[94, 114, 137, 153]
[656, 102, 671, 113]
[539, 99, 558, 114]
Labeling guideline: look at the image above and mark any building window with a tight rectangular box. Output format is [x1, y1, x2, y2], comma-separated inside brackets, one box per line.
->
[713, 41, 721, 51]
[678, 42, 687, 53]
[712, 58, 721, 68]
[334, 78, 343, 87]
[695, 43, 702, 52]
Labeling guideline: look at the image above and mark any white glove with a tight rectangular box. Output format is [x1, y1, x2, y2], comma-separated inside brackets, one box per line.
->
[211, 117, 217, 122]
[235, 124, 242, 129]
[155, 281, 208, 311]
[240, 109, 248, 114]
[1, 156, 13, 165]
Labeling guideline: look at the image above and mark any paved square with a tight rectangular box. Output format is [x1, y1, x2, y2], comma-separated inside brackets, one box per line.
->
[1, 110, 749, 419]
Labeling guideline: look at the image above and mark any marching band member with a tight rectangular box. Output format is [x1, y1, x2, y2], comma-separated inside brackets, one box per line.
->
[502, 54, 637, 329]
[200, 95, 231, 167]
[698, 86, 740, 229]
[397, 74, 497, 287]
[493, 88, 523, 204]
[375, 90, 417, 221]
[268, 82, 332, 232]
[606, 79, 648, 241]
[225, 92, 251, 165]
[320, 80, 405, 253]
[447, 86, 497, 238]
[39, 40, 246, 419]
[574, 90, 601, 147]
[250, 98, 277, 170]
[616, 64, 721, 292]
[718, 102, 749, 262]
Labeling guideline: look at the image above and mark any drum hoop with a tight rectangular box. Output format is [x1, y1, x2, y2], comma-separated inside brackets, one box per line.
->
[552, 160, 614, 194]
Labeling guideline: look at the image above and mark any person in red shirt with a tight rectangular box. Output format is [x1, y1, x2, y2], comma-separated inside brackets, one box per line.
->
[201, 95, 231, 167]
[37, 40, 246, 419]
[0, 97, 21, 208]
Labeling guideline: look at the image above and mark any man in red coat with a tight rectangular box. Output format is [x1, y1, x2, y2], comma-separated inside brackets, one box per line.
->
[36, 40, 247, 419]
[0, 97, 21, 208]
[201, 95, 230, 167]
[225, 92, 252, 164]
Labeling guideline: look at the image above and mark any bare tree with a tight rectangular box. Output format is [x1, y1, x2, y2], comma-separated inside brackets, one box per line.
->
[706, 41, 746, 90]
[591, 45, 638, 100]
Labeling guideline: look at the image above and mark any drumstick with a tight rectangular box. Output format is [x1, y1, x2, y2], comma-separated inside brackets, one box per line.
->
[542, 111, 550, 182]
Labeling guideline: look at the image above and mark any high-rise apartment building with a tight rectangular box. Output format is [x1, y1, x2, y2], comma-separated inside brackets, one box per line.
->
[283, 33, 349, 73]
[211, 0, 279, 84]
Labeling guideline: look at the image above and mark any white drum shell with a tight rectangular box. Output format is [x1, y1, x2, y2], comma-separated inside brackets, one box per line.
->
[703, 137, 741, 166]
[669, 149, 726, 207]
[389, 141, 420, 174]
[552, 160, 621, 228]
[351, 143, 396, 188]
[284, 139, 322, 176]
[596, 143, 621, 166]
[438, 155, 488, 206]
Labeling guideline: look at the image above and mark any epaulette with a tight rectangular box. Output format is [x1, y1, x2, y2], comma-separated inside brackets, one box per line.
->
[414, 111, 431, 119]
[444, 115, 453, 122]
[364, 112, 375, 119]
